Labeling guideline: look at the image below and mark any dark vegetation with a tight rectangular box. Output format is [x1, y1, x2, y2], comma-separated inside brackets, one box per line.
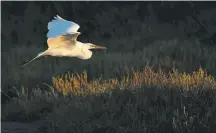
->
[1, 2, 216, 133]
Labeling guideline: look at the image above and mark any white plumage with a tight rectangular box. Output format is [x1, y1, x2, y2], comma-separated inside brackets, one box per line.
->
[47, 15, 80, 38]
[21, 15, 107, 67]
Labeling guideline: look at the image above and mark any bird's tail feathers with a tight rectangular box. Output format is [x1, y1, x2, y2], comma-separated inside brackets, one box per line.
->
[20, 51, 46, 67]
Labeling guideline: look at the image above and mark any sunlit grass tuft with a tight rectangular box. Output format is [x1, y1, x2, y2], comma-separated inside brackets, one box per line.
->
[52, 66, 216, 96]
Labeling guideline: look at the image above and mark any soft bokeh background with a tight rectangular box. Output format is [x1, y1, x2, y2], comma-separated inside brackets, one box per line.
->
[1, 2, 216, 133]
[2, 2, 216, 92]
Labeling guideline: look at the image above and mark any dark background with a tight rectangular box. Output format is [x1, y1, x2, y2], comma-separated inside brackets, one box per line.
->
[2, 2, 216, 132]
[1, 1, 216, 100]
[2, 2, 216, 51]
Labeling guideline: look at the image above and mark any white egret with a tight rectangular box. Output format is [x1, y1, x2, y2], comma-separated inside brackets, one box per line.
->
[21, 15, 107, 67]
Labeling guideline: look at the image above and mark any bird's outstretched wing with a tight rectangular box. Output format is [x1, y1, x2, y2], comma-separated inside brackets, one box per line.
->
[47, 32, 81, 49]
[47, 15, 80, 38]
[61, 32, 81, 42]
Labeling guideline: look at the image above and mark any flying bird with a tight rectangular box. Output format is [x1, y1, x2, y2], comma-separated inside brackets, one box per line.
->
[21, 15, 107, 67]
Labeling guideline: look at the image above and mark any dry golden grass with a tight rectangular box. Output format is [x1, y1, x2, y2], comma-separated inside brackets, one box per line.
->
[52, 66, 216, 95]
[2, 66, 216, 133]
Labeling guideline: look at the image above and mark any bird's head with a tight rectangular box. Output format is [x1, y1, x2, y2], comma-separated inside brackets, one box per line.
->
[85, 43, 107, 50]
[76, 42, 107, 60]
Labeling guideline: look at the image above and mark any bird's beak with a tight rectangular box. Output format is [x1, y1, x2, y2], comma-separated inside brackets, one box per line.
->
[93, 45, 107, 49]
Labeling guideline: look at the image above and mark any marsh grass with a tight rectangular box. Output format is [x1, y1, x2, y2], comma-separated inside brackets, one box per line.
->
[2, 66, 216, 133]
[52, 67, 215, 96]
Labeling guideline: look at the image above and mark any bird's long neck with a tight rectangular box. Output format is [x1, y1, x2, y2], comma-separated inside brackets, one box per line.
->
[83, 49, 93, 59]
[76, 41, 93, 60]
[76, 41, 83, 48]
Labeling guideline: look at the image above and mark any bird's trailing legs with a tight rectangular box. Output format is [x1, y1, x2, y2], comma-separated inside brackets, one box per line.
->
[20, 51, 46, 67]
